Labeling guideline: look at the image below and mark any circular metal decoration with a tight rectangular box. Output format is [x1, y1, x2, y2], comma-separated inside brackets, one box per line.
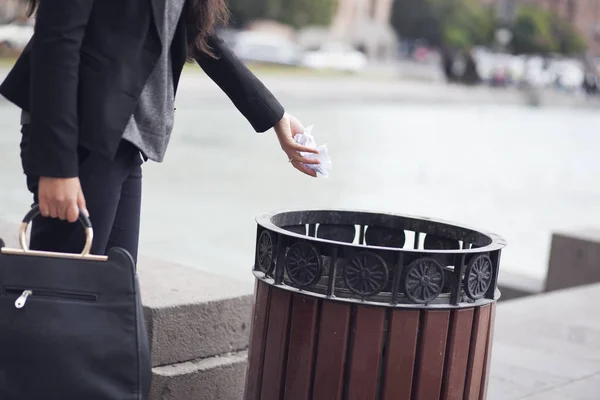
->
[256, 231, 275, 273]
[285, 242, 322, 287]
[464, 255, 493, 300]
[343, 252, 389, 297]
[404, 258, 445, 304]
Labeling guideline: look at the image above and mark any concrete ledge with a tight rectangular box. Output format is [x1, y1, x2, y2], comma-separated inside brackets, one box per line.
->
[546, 230, 600, 292]
[497, 270, 545, 301]
[496, 229, 600, 301]
[0, 219, 19, 248]
[138, 257, 253, 367]
[150, 350, 247, 400]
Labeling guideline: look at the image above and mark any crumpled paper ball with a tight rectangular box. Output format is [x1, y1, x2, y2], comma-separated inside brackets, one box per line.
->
[293, 125, 332, 178]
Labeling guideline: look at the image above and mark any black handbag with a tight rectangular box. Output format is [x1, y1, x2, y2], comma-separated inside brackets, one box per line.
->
[0, 206, 151, 400]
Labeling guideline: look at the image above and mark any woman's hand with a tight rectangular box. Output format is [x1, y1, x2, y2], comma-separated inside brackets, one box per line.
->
[38, 177, 87, 223]
[273, 113, 320, 177]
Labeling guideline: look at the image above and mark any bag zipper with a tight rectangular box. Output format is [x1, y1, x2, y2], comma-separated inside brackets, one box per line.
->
[4, 287, 98, 309]
[15, 290, 32, 308]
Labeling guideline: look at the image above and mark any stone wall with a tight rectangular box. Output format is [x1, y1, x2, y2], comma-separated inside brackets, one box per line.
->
[139, 257, 253, 400]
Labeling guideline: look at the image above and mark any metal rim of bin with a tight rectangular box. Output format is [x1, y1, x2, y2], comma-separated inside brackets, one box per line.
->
[254, 209, 506, 309]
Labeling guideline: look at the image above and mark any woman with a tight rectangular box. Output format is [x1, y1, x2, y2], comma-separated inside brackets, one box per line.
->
[0, 0, 319, 262]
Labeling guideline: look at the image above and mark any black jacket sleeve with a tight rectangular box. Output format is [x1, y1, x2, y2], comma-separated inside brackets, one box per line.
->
[28, 0, 94, 178]
[193, 35, 285, 133]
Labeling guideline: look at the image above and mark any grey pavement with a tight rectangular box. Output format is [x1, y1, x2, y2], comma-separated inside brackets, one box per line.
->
[1, 71, 600, 286]
[489, 283, 600, 399]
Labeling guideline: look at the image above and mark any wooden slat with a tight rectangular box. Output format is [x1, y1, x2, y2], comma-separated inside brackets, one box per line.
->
[346, 306, 386, 400]
[478, 303, 496, 400]
[381, 309, 420, 399]
[412, 310, 451, 400]
[440, 308, 475, 400]
[283, 295, 320, 400]
[244, 281, 272, 400]
[260, 288, 293, 400]
[311, 300, 351, 400]
[464, 304, 492, 400]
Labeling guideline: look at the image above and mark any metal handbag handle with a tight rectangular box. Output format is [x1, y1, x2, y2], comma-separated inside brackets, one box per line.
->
[19, 205, 94, 257]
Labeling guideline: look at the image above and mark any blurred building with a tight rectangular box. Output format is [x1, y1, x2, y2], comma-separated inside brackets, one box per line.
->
[484, 0, 600, 55]
[331, 0, 393, 30]
[0, 0, 27, 23]
[330, 0, 398, 61]
[246, 20, 296, 42]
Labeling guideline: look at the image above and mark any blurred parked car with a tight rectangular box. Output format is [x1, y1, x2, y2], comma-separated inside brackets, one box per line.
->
[0, 18, 34, 50]
[548, 59, 585, 90]
[521, 56, 553, 88]
[583, 73, 599, 95]
[302, 42, 367, 73]
[412, 45, 432, 63]
[217, 28, 239, 49]
[231, 32, 300, 66]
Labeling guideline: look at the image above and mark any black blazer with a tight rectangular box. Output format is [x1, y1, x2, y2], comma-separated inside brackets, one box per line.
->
[0, 0, 285, 178]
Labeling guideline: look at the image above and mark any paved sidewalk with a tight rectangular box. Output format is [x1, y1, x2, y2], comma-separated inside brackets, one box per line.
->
[489, 284, 600, 399]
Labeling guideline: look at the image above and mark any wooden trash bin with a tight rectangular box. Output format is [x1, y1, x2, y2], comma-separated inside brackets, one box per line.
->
[244, 210, 506, 400]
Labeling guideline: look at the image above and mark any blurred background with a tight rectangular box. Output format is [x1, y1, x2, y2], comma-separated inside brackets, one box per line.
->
[0, 0, 599, 293]
[0, 0, 599, 95]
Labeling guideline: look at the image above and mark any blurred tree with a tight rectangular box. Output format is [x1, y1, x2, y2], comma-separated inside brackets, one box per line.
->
[390, 0, 444, 45]
[439, 0, 495, 50]
[227, 0, 267, 28]
[391, 0, 494, 49]
[276, 0, 336, 28]
[510, 5, 586, 55]
[554, 17, 587, 55]
[511, 5, 557, 54]
[227, 0, 335, 29]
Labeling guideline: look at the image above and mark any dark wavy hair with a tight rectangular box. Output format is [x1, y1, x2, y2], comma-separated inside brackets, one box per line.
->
[25, 0, 229, 58]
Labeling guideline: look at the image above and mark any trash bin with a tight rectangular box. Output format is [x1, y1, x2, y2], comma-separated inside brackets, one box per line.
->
[244, 210, 506, 400]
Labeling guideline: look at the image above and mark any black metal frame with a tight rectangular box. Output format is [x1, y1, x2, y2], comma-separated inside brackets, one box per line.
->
[254, 210, 506, 308]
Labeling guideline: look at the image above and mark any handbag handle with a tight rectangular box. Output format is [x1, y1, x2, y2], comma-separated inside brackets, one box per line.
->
[19, 205, 94, 257]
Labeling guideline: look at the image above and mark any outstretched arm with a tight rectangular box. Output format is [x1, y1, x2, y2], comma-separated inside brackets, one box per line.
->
[193, 35, 320, 176]
[193, 34, 285, 133]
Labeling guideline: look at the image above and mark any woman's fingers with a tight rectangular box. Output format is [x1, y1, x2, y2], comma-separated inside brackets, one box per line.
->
[49, 206, 59, 219]
[65, 202, 80, 224]
[291, 160, 317, 177]
[77, 189, 89, 217]
[290, 153, 321, 165]
[39, 198, 50, 218]
[290, 142, 319, 154]
[282, 138, 320, 176]
[38, 177, 85, 222]
[285, 144, 320, 165]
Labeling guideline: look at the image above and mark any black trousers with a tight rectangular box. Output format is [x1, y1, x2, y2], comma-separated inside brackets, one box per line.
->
[20, 124, 143, 263]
